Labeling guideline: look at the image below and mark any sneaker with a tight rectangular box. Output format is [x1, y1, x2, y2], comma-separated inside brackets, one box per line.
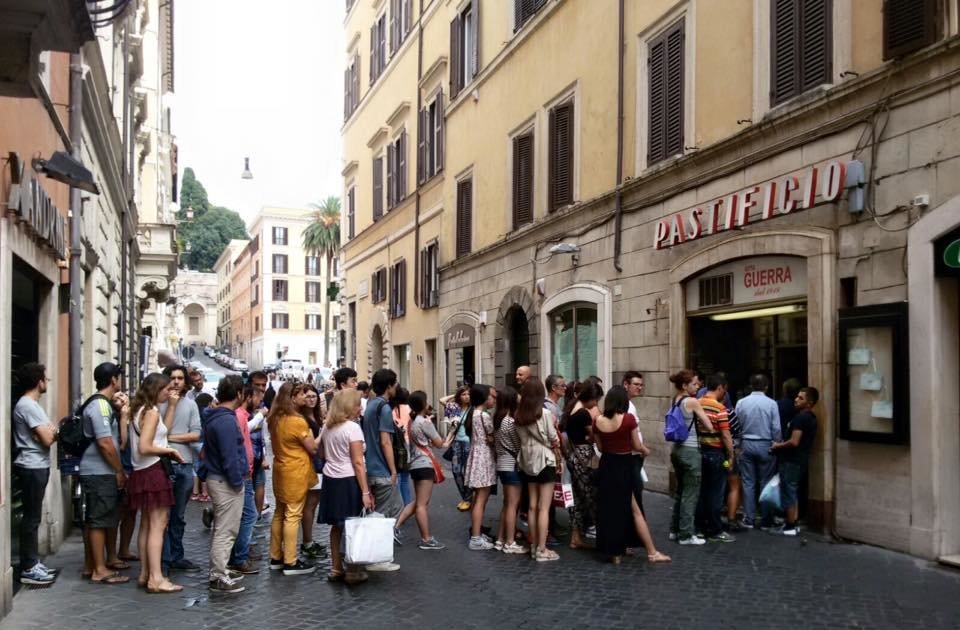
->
[584, 526, 597, 539]
[254, 516, 270, 529]
[36, 562, 59, 577]
[668, 532, 678, 541]
[502, 541, 529, 555]
[282, 560, 316, 576]
[228, 560, 260, 575]
[20, 564, 54, 585]
[268, 558, 285, 571]
[493, 540, 504, 551]
[545, 535, 561, 548]
[777, 525, 799, 537]
[678, 535, 706, 546]
[225, 569, 245, 581]
[468, 536, 495, 551]
[726, 521, 747, 533]
[418, 537, 446, 550]
[708, 531, 736, 543]
[170, 558, 202, 573]
[741, 517, 755, 529]
[393, 527, 404, 546]
[209, 575, 245, 594]
[201, 506, 215, 529]
[366, 562, 400, 572]
[481, 533, 493, 543]
[300, 542, 326, 557]
[456, 500, 471, 512]
[534, 549, 560, 562]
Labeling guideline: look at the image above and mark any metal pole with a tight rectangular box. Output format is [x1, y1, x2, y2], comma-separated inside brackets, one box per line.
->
[68, 51, 84, 410]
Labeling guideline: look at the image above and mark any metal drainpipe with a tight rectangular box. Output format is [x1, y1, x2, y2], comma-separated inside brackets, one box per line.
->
[68, 51, 84, 411]
[613, 0, 625, 273]
[121, 11, 133, 383]
[413, 0, 424, 313]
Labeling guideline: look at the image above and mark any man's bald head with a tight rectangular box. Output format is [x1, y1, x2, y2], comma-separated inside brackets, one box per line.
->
[515, 365, 531, 385]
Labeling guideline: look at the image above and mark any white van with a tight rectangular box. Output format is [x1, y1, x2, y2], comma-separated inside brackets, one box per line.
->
[279, 359, 304, 379]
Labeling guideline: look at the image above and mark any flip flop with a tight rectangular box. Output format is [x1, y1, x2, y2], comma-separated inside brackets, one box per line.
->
[107, 561, 130, 571]
[91, 572, 130, 585]
[327, 570, 345, 583]
[147, 581, 183, 594]
[81, 571, 93, 579]
[118, 554, 139, 562]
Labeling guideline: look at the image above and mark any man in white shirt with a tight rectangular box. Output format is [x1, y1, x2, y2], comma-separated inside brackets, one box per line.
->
[623, 371, 649, 512]
[735, 374, 782, 528]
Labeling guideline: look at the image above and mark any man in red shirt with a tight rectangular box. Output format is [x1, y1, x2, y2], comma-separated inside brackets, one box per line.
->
[695, 374, 737, 543]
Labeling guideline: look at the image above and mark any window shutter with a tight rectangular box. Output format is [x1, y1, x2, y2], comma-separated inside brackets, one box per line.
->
[647, 31, 666, 164]
[665, 21, 685, 159]
[436, 90, 444, 173]
[417, 107, 426, 184]
[398, 130, 407, 200]
[450, 15, 462, 99]
[404, 0, 413, 35]
[470, 0, 480, 79]
[370, 24, 377, 85]
[344, 66, 350, 120]
[378, 16, 386, 75]
[373, 157, 383, 220]
[419, 248, 426, 307]
[512, 133, 534, 228]
[390, 0, 399, 55]
[549, 102, 573, 210]
[456, 179, 472, 258]
[353, 53, 360, 109]
[884, 0, 938, 59]
[771, 0, 798, 105]
[386, 144, 395, 209]
[398, 259, 406, 316]
[800, 0, 831, 93]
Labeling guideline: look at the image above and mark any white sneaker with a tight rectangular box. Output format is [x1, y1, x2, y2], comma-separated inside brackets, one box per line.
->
[585, 526, 597, 539]
[502, 541, 529, 554]
[668, 532, 678, 541]
[468, 536, 495, 551]
[493, 540, 504, 551]
[366, 562, 400, 572]
[678, 535, 706, 546]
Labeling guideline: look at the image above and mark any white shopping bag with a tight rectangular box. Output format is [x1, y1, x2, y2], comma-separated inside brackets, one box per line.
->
[759, 474, 781, 510]
[344, 510, 396, 565]
[551, 467, 575, 509]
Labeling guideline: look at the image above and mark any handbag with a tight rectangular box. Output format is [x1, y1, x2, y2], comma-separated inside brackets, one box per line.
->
[442, 445, 454, 461]
[551, 467, 575, 509]
[344, 509, 396, 565]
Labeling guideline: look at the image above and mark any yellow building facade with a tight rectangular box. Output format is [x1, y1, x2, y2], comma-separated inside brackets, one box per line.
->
[343, 0, 960, 560]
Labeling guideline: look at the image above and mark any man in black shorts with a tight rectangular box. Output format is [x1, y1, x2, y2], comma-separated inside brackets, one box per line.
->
[771, 386, 819, 536]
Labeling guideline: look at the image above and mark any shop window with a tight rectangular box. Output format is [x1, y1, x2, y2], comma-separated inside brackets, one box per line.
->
[395, 343, 411, 388]
[838, 303, 909, 444]
[550, 303, 598, 381]
[698, 273, 732, 308]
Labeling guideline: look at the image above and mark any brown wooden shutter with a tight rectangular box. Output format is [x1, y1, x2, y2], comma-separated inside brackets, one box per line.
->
[378, 16, 386, 75]
[771, 0, 798, 105]
[436, 90, 445, 173]
[386, 143, 395, 209]
[353, 53, 360, 109]
[418, 247, 426, 307]
[404, 0, 413, 35]
[450, 15, 462, 99]
[344, 66, 350, 120]
[800, 0, 831, 93]
[470, 0, 480, 79]
[369, 24, 377, 85]
[398, 130, 407, 200]
[664, 21, 685, 159]
[772, 0, 831, 106]
[417, 107, 426, 184]
[456, 179, 472, 258]
[549, 102, 573, 211]
[512, 133, 534, 228]
[647, 31, 665, 164]
[372, 157, 383, 220]
[389, 0, 398, 55]
[398, 259, 406, 316]
[884, 0, 937, 59]
[647, 20, 683, 165]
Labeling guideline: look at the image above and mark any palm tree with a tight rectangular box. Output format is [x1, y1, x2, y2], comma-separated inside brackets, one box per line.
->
[303, 195, 341, 367]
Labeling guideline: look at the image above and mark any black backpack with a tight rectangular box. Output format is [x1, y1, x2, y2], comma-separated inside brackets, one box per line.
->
[59, 394, 110, 458]
[366, 398, 409, 472]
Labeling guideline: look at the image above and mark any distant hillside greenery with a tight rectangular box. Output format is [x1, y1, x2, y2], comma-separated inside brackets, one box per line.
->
[176, 167, 248, 271]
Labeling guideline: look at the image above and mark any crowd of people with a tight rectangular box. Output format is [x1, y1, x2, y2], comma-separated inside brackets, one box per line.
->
[9, 356, 818, 591]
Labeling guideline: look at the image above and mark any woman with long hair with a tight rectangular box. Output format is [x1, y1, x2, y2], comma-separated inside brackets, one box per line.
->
[394, 391, 446, 550]
[317, 389, 373, 584]
[566, 381, 603, 550]
[667, 369, 714, 545]
[298, 384, 327, 559]
[390, 387, 413, 507]
[128, 373, 185, 592]
[440, 386, 472, 511]
[463, 383, 497, 550]
[493, 386, 526, 554]
[515, 380, 562, 562]
[267, 382, 320, 576]
[593, 386, 670, 565]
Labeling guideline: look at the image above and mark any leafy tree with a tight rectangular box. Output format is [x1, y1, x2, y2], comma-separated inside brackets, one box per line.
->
[180, 205, 248, 271]
[303, 195, 341, 365]
[178, 167, 210, 221]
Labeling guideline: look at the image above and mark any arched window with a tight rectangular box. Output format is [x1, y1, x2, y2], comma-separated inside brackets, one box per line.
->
[550, 302, 598, 381]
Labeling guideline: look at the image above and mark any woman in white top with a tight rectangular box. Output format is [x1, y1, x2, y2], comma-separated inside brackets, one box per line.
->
[492, 386, 526, 554]
[128, 372, 184, 593]
[394, 391, 446, 550]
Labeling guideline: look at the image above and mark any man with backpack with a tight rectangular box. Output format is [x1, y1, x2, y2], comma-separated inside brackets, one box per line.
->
[78, 362, 130, 584]
[12, 363, 59, 585]
[360, 368, 402, 572]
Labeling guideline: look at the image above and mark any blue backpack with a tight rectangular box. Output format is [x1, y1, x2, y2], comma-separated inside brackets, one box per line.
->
[663, 396, 695, 442]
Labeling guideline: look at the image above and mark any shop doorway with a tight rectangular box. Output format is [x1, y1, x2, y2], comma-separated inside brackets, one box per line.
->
[446, 345, 475, 390]
[504, 305, 529, 388]
[371, 325, 384, 373]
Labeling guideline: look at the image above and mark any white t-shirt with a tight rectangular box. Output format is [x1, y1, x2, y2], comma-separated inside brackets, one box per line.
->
[628, 400, 645, 451]
[320, 421, 365, 479]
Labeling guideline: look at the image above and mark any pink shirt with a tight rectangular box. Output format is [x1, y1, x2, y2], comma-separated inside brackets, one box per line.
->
[235, 407, 254, 476]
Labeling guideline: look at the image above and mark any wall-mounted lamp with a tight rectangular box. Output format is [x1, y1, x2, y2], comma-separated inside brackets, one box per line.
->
[241, 157, 253, 180]
[549, 242, 580, 266]
[33, 151, 100, 194]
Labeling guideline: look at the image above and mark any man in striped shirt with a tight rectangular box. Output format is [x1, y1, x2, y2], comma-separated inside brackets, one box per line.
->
[695, 374, 736, 543]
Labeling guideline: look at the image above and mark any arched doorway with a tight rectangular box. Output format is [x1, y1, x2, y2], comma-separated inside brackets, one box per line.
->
[493, 286, 539, 387]
[371, 325, 384, 374]
[504, 305, 529, 387]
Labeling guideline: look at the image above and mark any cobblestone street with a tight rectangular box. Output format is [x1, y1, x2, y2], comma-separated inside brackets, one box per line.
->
[6, 473, 960, 630]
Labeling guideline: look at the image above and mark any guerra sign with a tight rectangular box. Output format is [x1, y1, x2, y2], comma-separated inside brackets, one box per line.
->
[686, 255, 807, 310]
[654, 160, 849, 250]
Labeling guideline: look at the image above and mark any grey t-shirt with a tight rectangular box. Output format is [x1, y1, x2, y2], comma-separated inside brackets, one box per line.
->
[13, 397, 50, 469]
[79, 396, 120, 476]
[159, 398, 201, 463]
[407, 415, 441, 470]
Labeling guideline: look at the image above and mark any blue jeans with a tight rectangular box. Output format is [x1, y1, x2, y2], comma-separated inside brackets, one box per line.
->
[398, 471, 412, 505]
[162, 462, 195, 565]
[695, 449, 728, 537]
[229, 479, 257, 565]
[739, 440, 777, 524]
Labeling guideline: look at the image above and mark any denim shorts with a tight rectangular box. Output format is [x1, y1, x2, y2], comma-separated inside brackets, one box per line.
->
[779, 459, 807, 510]
[252, 459, 266, 487]
[498, 470, 523, 486]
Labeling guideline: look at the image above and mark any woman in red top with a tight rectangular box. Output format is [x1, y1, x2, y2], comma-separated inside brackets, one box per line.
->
[593, 386, 671, 565]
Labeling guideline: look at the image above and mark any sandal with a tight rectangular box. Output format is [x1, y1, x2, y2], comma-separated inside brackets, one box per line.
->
[327, 570, 345, 583]
[107, 561, 130, 571]
[147, 580, 183, 594]
[610, 555, 622, 565]
[647, 551, 672, 563]
[91, 572, 130, 585]
[344, 571, 368, 585]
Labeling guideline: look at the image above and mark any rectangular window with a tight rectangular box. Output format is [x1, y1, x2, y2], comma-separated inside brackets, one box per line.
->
[514, 0, 547, 32]
[418, 91, 445, 183]
[549, 101, 574, 210]
[449, 0, 479, 99]
[371, 268, 387, 303]
[770, 0, 832, 107]
[883, 0, 938, 60]
[305, 256, 321, 276]
[386, 131, 407, 210]
[306, 281, 323, 303]
[698, 274, 733, 308]
[272, 279, 288, 301]
[272, 313, 289, 329]
[389, 258, 406, 318]
[370, 12, 387, 85]
[273, 254, 288, 274]
[647, 19, 684, 166]
[251, 284, 259, 306]
[512, 131, 534, 228]
[347, 187, 356, 238]
[272, 226, 288, 246]
[346, 0, 356, 13]
[306, 314, 322, 330]
[344, 51, 360, 121]
[420, 242, 439, 308]
[255, 316, 259, 331]
[390, 0, 413, 55]
[456, 178, 473, 258]
[372, 156, 384, 220]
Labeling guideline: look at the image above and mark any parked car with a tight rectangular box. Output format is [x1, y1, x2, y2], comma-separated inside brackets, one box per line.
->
[204, 371, 225, 396]
[234, 360, 249, 372]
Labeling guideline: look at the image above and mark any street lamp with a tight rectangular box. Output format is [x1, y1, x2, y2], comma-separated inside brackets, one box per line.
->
[241, 157, 253, 180]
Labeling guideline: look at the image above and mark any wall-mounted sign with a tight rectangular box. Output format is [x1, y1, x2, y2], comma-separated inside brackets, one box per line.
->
[686, 255, 807, 311]
[654, 159, 850, 250]
[445, 323, 475, 349]
[6, 170, 68, 260]
[934, 226, 960, 278]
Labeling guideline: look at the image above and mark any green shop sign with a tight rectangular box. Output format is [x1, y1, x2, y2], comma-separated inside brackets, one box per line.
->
[934, 227, 960, 277]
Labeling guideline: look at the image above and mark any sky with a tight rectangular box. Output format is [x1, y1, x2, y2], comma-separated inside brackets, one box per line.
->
[174, 0, 343, 227]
